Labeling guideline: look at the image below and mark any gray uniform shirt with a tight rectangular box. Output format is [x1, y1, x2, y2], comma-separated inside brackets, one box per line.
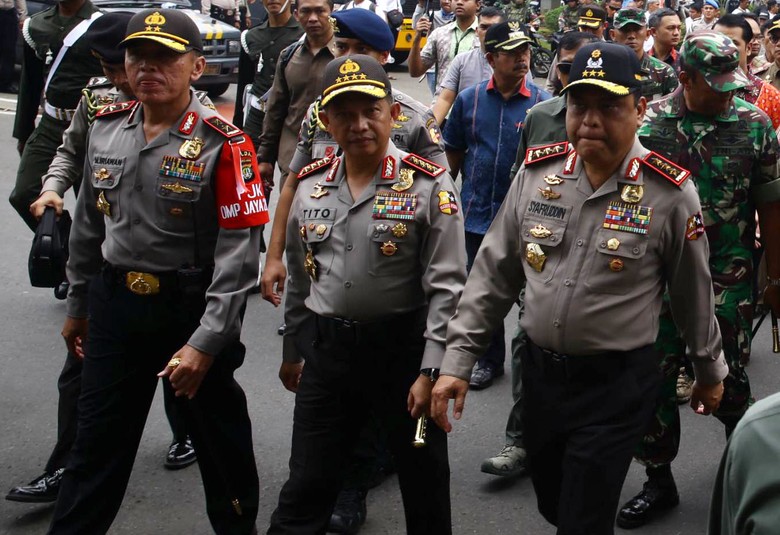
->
[439, 48, 492, 95]
[67, 95, 264, 356]
[283, 142, 467, 369]
[441, 139, 728, 385]
[288, 89, 447, 174]
[42, 78, 214, 196]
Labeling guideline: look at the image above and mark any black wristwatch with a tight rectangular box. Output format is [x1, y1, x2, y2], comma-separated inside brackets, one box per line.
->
[420, 368, 440, 382]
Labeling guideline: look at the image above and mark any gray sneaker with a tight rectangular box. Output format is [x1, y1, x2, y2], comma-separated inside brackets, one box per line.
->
[480, 445, 527, 477]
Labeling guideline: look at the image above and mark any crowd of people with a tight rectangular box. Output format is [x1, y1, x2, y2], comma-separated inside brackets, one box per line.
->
[3, 0, 780, 534]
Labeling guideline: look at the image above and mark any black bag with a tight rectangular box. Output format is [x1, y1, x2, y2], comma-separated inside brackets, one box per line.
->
[29, 207, 71, 288]
[387, 8, 404, 29]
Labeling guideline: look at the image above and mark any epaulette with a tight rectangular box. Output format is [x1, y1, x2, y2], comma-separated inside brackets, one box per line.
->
[642, 151, 690, 188]
[402, 154, 446, 177]
[524, 142, 570, 166]
[86, 76, 111, 88]
[95, 100, 137, 118]
[204, 116, 242, 137]
[297, 155, 333, 179]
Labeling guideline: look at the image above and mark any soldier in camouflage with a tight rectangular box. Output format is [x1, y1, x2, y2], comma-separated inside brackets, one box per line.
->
[618, 31, 780, 530]
[559, 0, 579, 31]
[610, 8, 678, 102]
[499, 0, 530, 24]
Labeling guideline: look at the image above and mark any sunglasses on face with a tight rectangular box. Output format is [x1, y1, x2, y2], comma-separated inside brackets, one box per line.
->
[557, 61, 572, 74]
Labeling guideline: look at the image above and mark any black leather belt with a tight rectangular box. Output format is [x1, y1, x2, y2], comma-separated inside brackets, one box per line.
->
[315, 308, 425, 346]
[527, 340, 653, 381]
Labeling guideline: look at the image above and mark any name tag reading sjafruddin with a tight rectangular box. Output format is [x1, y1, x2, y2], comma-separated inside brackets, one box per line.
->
[372, 191, 417, 220]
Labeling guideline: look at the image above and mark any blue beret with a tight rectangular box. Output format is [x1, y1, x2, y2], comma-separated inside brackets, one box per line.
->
[331, 9, 395, 53]
[703, 0, 719, 8]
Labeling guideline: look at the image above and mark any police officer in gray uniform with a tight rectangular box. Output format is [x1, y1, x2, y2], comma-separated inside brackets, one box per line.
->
[267, 54, 465, 534]
[431, 42, 728, 534]
[48, 9, 268, 534]
[262, 7, 445, 307]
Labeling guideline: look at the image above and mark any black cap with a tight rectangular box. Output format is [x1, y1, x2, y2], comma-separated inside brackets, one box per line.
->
[484, 22, 533, 53]
[87, 12, 134, 64]
[577, 5, 607, 28]
[320, 55, 391, 106]
[121, 9, 203, 53]
[561, 42, 642, 96]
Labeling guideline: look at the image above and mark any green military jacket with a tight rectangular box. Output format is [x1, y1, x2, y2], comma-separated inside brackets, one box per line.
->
[639, 87, 780, 292]
[241, 16, 304, 98]
[14, 0, 103, 142]
[559, 6, 579, 30]
[639, 53, 678, 102]
[510, 95, 567, 178]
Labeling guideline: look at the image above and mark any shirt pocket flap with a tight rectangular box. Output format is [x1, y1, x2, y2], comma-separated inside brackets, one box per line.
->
[367, 220, 412, 243]
[522, 218, 567, 248]
[594, 228, 648, 259]
[91, 163, 124, 190]
[301, 221, 333, 244]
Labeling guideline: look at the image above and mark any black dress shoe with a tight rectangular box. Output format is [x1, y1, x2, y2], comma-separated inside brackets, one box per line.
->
[164, 438, 197, 470]
[54, 281, 69, 300]
[277, 323, 286, 336]
[616, 479, 679, 529]
[328, 489, 366, 534]
[469, 364, 505, 390]
[5, 468, 64, 503]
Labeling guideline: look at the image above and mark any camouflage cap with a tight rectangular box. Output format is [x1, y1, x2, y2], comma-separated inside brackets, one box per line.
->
[577, 5, 607, 28]
[681, 31, 748, 92]
[613, 8, 647, 29]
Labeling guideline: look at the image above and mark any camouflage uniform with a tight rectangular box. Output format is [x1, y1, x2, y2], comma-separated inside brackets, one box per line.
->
[559, 5, 579, 31]
[639, 53, 678, 101]
[636, 47, 780, 466]
[500, 0, 530, 24]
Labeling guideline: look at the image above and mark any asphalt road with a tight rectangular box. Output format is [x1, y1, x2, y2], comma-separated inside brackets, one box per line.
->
[1, 75, 780, 534]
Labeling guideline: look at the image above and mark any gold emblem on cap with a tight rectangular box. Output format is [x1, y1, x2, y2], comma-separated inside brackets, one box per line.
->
[316, 224, 328, 237]
[538, 186, 561, 200]
[381, 241, 398, 256]
[329, 16, 338, 33]
[607, 238, 620, 251]
[144, 11, 166, 31]
[586, 9, 594, 16]
[526, 243, 546, 272]
[392, 168, 414, 192]
[179, 137, 203, 160]
[96, 191, 111, 216]
[544, 175, 564, 185]
[609, 258, 625, 272]
[94, 168, 111, 181]
[529, 224, 553, 239]
[621, 184, 644, 203]
[339, 58, 361, 75]
[391, 223, 408, 238]
[591, 48, 601, 58]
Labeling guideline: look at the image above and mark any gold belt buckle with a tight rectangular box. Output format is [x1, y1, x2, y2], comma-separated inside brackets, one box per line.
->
[126, 271, 160, 295]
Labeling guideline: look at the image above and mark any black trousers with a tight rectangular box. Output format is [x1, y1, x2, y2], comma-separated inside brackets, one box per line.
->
[521, 341, 663, 535]
[44, 351, 189, 473]
[268, 311, 452, 535]
[48, 268, 259, 535]
[0, 9, 16, 88]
